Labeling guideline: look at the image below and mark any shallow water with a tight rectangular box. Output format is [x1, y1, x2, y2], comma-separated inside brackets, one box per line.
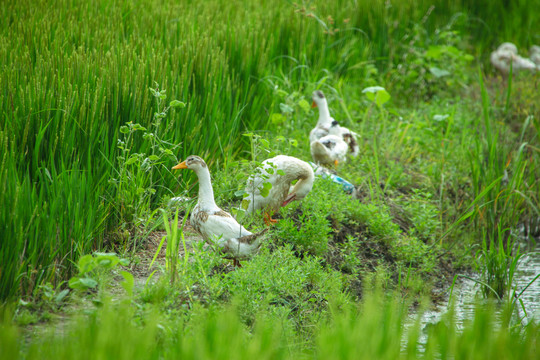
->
[512, 245, 540, 322]
[411, 244, 540, 348]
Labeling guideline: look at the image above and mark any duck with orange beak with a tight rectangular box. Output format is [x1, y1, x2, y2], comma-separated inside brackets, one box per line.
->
[244, 155, 314, 225]
[172, 155, 267, 262]
[309, 90, 359, 160]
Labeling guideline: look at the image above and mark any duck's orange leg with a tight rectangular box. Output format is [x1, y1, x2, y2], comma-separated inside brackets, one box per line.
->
[232, 259, 242, 268]
[264, 211, 278, 226]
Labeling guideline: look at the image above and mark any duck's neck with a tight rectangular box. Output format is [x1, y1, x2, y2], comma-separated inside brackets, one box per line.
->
[291, 166, 315, 198]
[195, 167, 218, 210]
[317, 101, 331, 125]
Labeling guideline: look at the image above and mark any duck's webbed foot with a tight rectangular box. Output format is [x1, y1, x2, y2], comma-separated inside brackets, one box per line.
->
[264, 212, 278, 226]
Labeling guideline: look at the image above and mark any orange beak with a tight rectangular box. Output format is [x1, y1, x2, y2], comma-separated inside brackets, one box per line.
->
[172, 160, 188, 170]
[282, 193, 297, 207]
[311, 101, 317, 108]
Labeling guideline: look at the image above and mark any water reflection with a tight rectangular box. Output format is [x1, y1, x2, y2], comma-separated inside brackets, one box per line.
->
[409, 245, 540, 350]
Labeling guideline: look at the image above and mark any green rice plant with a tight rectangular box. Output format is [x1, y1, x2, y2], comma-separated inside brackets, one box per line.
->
[467, 72, 537, 298]
[475, 226, 518, 299]
[2, 289, 540, 359]
[1, 0, 539, 308]
[149, 208, 190, 286]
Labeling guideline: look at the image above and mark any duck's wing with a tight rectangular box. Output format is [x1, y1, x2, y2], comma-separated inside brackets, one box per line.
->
[311, 140, 333, 165]
[223, 228, 269, 259]
[309, 126, 329, 143]
[196, 210, 252, 246]
[330, 138, 348, 162]
[342, 131, 359, 156]
[244, 170, 278, 213]
[512, 54, 537, 71]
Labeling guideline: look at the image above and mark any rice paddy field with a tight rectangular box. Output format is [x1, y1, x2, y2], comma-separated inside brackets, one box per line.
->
[1, 0, 540, 358]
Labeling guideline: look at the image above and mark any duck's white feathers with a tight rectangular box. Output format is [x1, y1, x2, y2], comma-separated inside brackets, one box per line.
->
[222, 228, 270, 259]
[190, 204, 251, 244]
[491, 42, 537, 75]
[329, 123, 359, 157]
[310, 90, 359, 156]
[245, 155, 314, 214]
[310, 90, 335, 143]
[310, 134, 348, 166]
[176, 155, 265, 258]
[530, 45, 540, 67]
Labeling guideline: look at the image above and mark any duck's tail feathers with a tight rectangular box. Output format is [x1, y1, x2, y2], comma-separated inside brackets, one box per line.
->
[223, 228, 269, 259]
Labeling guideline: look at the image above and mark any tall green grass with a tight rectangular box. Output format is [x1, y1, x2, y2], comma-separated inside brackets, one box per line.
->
[1, 0, 538, 301]
[1, 292, 538, 359]
[467, 72, 539, 298]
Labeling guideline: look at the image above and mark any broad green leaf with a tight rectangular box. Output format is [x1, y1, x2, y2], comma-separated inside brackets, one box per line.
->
[362, 86, 390, 107]
[260, 187, 270, 197]
[425, 46, 444, 59]
[298, 99, 311, 113]
[433, 114, 449, 122]
[234, 189, 246, 197]
[133, 124, 146, 131]
[270, 113, 284, 125]
[79, 277, 98, 288]
[95, 253, 120, 269]
[429, 67, 450, 78]
[77, 254, 96, 274]
[280, 103, 294, 114]
[241, 199, 250, 210]
[54, 289, 69, 304]
[68, 277, 83, 290]
[231, 207, 245, 222]
[375, 89, 391, 107]
[93, 252, 117, 257]
[98, 259, 112, 267]
[125, 155, 139, 166]
[362, 86, 386, 94]
[69, 277, 97, 290]
[169, 100, 186, 108]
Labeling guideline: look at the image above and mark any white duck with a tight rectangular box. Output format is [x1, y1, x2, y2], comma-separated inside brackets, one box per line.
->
[310, 90, 335, 143]
[490, 42, 537, 76]
[310, 90, 359, 156]
[244, 155, 314, 224]
[310, 120, 349, 167]
[530, 45, 540, 68]
[172, 155, 267, 261]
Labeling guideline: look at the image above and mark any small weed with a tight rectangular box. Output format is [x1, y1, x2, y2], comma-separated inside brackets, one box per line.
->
[109, 83, 184, 246]
[68, 252, 133, 299]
